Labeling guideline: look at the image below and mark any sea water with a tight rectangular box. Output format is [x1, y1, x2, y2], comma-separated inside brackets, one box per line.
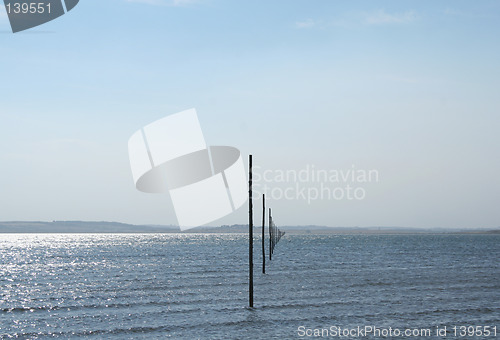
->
[0, 234, 499, 339]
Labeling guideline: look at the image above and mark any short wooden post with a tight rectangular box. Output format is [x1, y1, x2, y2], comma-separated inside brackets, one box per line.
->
[269, 208, 272, 260]
[248, 155, 253, 308]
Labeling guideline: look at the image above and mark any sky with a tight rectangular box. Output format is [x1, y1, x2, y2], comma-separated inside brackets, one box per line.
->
[0, 0, 499, 229]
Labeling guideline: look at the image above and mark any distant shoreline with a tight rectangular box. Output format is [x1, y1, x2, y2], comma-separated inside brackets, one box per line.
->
[0, 221, 498, 235]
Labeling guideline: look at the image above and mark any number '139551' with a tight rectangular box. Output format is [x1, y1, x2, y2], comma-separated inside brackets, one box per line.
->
[6, 3, 51, 14]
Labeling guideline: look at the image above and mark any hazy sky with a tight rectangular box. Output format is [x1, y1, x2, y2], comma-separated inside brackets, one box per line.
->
[1, 0, 499, 228]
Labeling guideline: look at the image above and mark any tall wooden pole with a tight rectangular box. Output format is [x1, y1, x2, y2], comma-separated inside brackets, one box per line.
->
[269, 208, 272, 261]
[262, 194, 265, 274]
[248, 155, 253, 308]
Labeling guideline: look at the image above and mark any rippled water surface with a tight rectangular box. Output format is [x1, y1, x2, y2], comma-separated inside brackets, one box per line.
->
[0, 234, 499, 339]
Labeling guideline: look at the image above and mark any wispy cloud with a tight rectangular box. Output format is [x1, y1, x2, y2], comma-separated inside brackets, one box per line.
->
[295, 18, 316, 29]
[171, 0, 198, 6]
[125, 0, 199, 6]
[295, 10, 418, 30]
[383, 75, 420, 84]
[364, 9, 417, 25]
[443, 8, 461, 16]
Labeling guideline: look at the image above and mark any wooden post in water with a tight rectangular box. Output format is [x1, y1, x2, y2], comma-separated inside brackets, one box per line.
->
[248, 155, 254, 308]
[262, 194, 265, 274]
[271, 219, 274, 255]
[269, 208, 272, 260]
[274, 223, 276, 251]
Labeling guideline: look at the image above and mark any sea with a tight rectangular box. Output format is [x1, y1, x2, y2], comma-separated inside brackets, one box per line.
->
[0, 233, 498, 339]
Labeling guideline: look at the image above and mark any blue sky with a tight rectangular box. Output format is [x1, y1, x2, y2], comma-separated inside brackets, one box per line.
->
[1, 0, 499, 228]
